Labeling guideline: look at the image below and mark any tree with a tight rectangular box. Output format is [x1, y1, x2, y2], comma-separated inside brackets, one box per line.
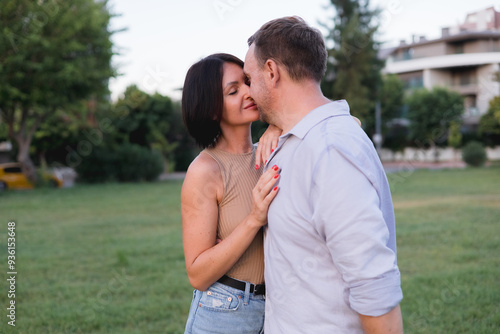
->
[321, 0, 384, 132]
[448, 121, 463, 161]
[380, 74, 405, 121]
[406, 87, 464, 160]
[478, 96, 500, 147]
[109, 85, 178, 170]
[380, 74, 407, 153]
[0, 0, 115, 181]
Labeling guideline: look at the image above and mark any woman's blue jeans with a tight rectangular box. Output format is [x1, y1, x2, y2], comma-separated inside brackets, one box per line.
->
[184, 282, 265, 334]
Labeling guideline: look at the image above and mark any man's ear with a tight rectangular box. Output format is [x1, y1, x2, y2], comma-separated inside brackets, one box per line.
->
[265, 59, 280, 87]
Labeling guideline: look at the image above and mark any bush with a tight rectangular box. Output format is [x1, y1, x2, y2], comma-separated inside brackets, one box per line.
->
[76, 144, 164, 183]
[114, 144, 164, 182]
[462, 141, 487, 167]
[74, 146, 116, 183]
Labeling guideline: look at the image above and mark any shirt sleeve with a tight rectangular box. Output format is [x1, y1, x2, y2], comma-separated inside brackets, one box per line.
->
[310, 145, 403, 316]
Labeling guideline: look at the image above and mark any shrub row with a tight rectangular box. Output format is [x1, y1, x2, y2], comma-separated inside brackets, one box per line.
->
[75, 144, 164, 183]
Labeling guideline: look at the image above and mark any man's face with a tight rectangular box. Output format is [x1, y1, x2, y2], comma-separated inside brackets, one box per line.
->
[244, 44, 274, 124]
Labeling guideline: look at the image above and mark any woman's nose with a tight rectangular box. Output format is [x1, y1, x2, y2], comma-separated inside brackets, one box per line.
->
[242, 84, 252, 100]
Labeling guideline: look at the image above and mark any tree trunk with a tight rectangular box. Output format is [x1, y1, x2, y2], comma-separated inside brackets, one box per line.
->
[17, 141, 37, 183]
[5, 107, 43, 183]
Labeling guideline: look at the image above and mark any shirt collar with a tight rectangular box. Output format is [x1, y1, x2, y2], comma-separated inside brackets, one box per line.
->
[264, 100, 350, 169]
[286, 100, 350, 140]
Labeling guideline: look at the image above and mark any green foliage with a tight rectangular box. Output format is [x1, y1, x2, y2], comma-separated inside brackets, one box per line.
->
[462, 141, 487, 167]
[380, 74, 405, 120]
[448, 121, 462, 149]
[108, 85, 179, 167]
[251, 120, 270, 144]
[0, 0, 116, 179]
[478, 96, 500, 147]
[406, 87, 464, 147]
[75, 143, 164, 183]
[380, 74, 407, 152]
[114, 144, 164, 182]
[383, 121, 410, 153]
[0, 0, 115, 108]
[322, 0, 384, 132]
[169, 101, 199, 171]
[0, 120, 7, 141]
[106, 86, 198, 172]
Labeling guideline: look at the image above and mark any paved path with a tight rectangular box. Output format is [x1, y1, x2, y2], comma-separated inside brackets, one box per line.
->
[160, 161, 468, 180]
[382, 161, 467, 173]
[159, 172, 186, 180]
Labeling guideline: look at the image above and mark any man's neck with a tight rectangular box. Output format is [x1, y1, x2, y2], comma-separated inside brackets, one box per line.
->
[276, 81, 331, 134]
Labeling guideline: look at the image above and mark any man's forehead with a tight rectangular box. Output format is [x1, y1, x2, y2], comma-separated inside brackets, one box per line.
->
[243, 46, 256, 72]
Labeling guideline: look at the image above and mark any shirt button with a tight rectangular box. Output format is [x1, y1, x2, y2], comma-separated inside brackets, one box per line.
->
[207, 291, 211, 295]
[228, 297, 232, 301]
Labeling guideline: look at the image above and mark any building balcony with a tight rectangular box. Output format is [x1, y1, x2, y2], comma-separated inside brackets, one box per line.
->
[449, 83, 479, 95]
[383, 52, 500, 74]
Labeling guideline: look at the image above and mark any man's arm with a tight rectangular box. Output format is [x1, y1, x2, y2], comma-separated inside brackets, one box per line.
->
[359, 304, 403, 334]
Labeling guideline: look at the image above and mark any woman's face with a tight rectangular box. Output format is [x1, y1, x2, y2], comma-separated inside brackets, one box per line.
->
[220, 62, 259, 127]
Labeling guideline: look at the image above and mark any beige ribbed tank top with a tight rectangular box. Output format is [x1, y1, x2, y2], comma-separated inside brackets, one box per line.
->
[203, 146, 264, 285]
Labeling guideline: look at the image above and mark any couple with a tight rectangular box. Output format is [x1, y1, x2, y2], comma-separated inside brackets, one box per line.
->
[181, 16, 403, 334]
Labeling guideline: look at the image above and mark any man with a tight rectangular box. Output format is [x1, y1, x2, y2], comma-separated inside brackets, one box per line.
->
[244, 16, 404, 333]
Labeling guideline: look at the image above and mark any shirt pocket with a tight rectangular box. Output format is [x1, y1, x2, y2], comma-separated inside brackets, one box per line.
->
[198, 286, 240, 312]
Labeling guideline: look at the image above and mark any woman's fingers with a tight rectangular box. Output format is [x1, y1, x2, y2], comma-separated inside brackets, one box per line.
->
[251, 166, 280, 224]
[255, 144, 263, 169]
[255, 125, 282, 169]
[254, 165, 279, 199]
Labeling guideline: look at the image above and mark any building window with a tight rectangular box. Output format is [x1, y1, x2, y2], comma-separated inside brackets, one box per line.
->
[402, 48, 414, 60]
[402, 76, 423, 90]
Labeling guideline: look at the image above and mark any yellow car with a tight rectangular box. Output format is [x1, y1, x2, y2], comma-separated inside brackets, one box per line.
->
[0, 162, 63, 191]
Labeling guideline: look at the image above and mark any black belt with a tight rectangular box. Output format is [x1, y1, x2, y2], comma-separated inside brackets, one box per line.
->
[217, 275, 266, 295]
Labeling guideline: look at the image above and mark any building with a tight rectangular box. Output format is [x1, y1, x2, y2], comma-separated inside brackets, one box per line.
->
[381, 6, 500, 127]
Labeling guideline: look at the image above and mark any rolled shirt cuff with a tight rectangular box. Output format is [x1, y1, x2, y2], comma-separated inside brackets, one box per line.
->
[349, 269, 403, 317]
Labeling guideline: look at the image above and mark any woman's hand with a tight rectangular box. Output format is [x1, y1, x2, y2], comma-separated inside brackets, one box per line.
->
[255, 124, 282, 169]
[249, 165, 280, 226]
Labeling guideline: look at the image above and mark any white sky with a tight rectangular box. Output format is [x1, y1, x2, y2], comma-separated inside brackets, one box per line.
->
[107, 0, 498, 102]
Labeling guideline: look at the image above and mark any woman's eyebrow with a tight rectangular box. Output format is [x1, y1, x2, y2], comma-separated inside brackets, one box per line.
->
[224, 81, 239, 89]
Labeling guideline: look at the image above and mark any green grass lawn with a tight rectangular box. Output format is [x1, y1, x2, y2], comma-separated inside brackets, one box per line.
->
[0, 167, 499, 333]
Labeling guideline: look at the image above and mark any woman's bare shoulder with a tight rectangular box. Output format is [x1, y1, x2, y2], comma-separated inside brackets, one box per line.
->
[186, 151, 220, 180]
[182, 151, 223, 201]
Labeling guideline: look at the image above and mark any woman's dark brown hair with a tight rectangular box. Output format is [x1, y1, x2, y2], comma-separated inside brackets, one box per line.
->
[182, 53, 244, 148]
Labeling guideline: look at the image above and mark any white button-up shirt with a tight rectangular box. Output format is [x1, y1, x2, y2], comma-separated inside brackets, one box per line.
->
[264, 100, 402, 334]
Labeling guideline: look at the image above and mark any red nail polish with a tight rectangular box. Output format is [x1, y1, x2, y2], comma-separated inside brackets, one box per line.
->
[272, 165, 279, 171]
[273, 186, 278, 191]
[265, 160, 267, 164]
[274, 174, 279, 179]
[255, 164, 259, 170]
[271, 149, 274, 153]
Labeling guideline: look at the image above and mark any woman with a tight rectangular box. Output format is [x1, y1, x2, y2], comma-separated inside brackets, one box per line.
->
[181, 53, 280, 334]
